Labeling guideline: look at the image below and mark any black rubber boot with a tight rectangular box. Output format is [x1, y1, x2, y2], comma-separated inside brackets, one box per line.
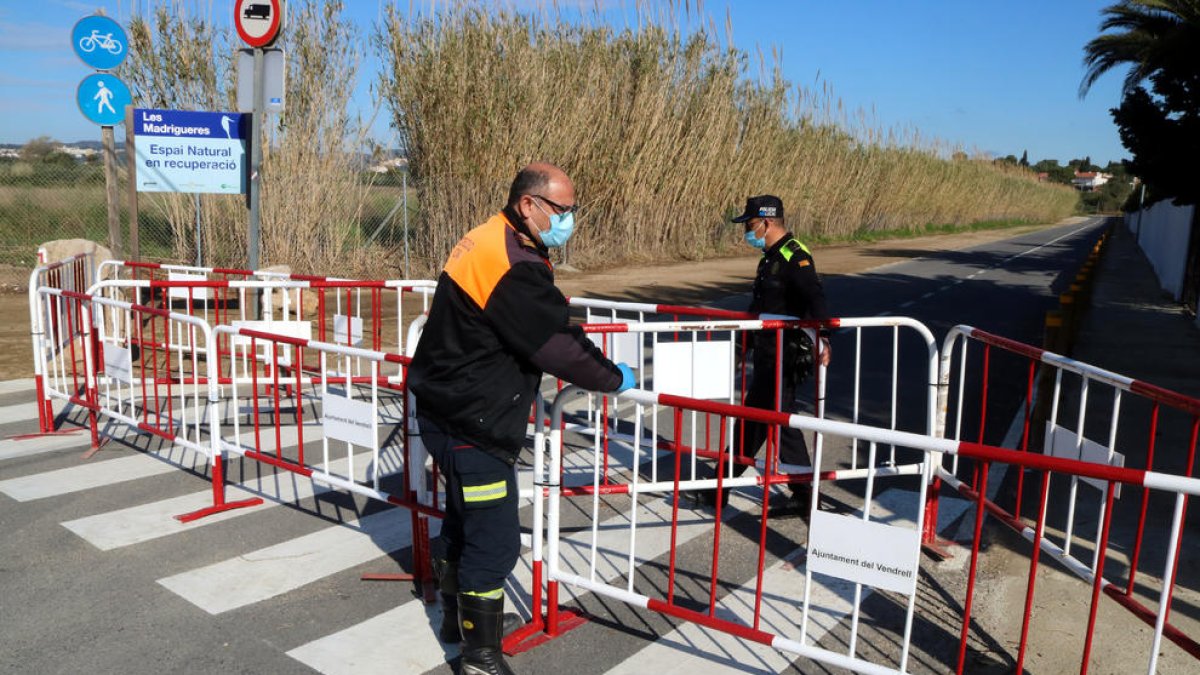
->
[767, 489, 812, 521]
[432, 555, 463, 643]
[694, 486, 729, 509]
[458, 593, 517, 675]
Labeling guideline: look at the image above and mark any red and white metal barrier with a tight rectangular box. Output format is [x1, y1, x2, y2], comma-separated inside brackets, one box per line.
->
[211, 323, 440, 584]
[565, 315, 938, 490]
[540, 384, 938, 673]
[28, 253, 99, 433]
[535, 378, 1200, 673]
[35, 286, 264, 518]
[86, 277, 435, 375]
[937, 325, 1200, 673]
[508, 316, 941, 659]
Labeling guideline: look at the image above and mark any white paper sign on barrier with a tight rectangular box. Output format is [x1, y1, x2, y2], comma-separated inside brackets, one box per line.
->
[103, 344, 133, 384]
[168, 272, 209, 300]
[322, 393, 376, 448]
[230, 320, 312, 367]
[333, 314, 364, 346]
[807, 510, 921, 595]
[651, 339, 733, 400]
[586, 319, 642, 364]
[1045, 424, 1125, 497]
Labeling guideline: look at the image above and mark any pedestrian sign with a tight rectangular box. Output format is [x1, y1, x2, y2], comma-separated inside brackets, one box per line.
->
[76, 73, 132, 126]
[72, 15, 128, 71]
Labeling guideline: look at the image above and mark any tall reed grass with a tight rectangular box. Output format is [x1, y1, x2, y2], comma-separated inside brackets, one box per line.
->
[377, 2, 1077, 273]
[122, 0, 387, 274]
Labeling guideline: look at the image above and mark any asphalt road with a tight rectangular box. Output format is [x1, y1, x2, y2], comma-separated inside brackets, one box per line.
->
[0, 217, 1110, 675]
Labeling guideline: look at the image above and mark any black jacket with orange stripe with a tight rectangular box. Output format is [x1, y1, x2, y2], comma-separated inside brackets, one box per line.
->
[409, 208, 622, 464]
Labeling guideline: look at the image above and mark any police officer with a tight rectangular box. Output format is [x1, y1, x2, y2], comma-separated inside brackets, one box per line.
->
[701, 195, 831, 517]
[408, 163, 635, 675]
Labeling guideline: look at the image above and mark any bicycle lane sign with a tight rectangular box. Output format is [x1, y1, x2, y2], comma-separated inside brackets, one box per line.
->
[72, 14, 127, 71]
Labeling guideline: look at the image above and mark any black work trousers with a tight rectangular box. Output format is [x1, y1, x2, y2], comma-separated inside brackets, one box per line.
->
[729, 358, 810, 479]
[418, 414, 520, 594]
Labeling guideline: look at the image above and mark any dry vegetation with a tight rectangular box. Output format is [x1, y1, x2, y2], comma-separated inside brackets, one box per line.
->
[95, 0, 1076, 279]
[121, 0, 389, 275]
[377, 2, 1077, 273]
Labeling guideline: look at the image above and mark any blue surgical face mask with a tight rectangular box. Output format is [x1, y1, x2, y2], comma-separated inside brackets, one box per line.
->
[535, 203, 575, 248]
[744, 226, 766, 249]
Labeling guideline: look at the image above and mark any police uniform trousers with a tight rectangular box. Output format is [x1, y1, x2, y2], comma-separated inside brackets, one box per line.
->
[730, 356, 810, 478]
[418, 414, 520, 594]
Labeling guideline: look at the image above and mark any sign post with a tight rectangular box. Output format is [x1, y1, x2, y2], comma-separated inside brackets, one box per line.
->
[72, 13, 130, 259]
[235, 0, 283, 318]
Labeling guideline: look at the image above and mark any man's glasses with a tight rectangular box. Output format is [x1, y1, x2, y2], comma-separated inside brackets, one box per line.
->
[534, 194, 579, 215]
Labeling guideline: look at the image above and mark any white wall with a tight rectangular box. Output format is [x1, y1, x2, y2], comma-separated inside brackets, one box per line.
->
[1126, 200, 1195, 301]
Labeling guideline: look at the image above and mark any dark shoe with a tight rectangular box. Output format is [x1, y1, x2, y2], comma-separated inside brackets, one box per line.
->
[767, 491, 812, 521]
[458, 593, 516, 675]
[691, 486, 729, 509]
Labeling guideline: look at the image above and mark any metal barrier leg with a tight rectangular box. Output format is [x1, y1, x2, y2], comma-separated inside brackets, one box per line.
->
[175, 449, 264, 523]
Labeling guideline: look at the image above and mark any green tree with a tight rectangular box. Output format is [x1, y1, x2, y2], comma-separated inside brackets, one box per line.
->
[1081, 0, 1200, 203]
[1019, 149, 1029, 167]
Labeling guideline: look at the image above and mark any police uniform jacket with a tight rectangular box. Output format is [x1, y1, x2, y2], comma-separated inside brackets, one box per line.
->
[749, 233, 830, 364]
[409, 207, 622, 464]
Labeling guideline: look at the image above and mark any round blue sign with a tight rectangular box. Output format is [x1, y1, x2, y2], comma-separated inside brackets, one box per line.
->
[77, 73, 132, 126]
[72, 15, 128, 71]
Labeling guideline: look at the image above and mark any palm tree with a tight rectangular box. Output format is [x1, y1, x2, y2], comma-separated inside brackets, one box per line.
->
[1079, 0, 1200, 98]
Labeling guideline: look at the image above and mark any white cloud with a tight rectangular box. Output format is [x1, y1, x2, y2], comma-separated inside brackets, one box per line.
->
[0, 20, 67, 51]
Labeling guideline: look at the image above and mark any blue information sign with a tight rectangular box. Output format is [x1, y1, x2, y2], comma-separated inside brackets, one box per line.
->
[76, 73, 132, 126]
[72, 15, 128, 71]
[134, 108, 249, 195]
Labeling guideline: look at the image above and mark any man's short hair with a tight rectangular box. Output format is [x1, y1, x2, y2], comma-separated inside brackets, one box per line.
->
[507, 166, 551, 208]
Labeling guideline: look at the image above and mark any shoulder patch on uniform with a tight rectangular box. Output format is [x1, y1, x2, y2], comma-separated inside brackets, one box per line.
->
[797, 259, 811, 267]
[779, 238, 812, 263]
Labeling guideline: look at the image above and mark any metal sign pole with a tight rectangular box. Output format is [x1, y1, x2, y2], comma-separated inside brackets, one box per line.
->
[124, 105, 139, 261]
[101, 124, 122, 259]
[403, 170, 410, 278]
[248, 46, 265, 317]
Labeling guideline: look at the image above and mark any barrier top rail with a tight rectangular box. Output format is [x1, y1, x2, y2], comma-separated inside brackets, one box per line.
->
[97, 259, 267, 278]
[944, 324, 1200, 417]
[603, 388, 1198, 493]
[86, 278, 438, 292]
[567, 296, 763, 320]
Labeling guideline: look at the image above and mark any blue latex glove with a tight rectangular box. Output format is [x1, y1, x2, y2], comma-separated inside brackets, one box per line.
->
[615, 363, 636, 393]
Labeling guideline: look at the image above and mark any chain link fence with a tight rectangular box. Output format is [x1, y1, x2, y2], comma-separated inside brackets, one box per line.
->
[0, 151, 418, 288]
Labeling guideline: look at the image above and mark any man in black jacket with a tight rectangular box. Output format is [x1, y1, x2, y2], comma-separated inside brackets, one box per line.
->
[700, 195, 831, 518]
[408, 163, 633, 675]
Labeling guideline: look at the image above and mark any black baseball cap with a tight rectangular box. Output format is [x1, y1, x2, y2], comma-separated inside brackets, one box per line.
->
[731, 195, 784, 223]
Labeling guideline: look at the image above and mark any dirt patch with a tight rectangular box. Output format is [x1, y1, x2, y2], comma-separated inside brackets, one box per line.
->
[0, 220, 1068, 382]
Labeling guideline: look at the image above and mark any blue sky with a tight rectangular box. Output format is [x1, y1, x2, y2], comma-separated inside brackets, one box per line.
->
[2, 1, 1130, 165]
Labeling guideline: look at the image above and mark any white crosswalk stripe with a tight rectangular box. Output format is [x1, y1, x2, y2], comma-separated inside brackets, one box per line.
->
[0, 378, 35, 395]
[287, 482, 727, 675]
[61, 450, 383, 551]
[0, 430, 91, 461]
[158, 508, 423, 615]
[0, 401, 40, 425]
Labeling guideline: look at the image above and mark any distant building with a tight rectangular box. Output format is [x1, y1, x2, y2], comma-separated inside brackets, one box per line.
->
[1072, 171, 1111, 192]
[368, 157, 408, 174]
